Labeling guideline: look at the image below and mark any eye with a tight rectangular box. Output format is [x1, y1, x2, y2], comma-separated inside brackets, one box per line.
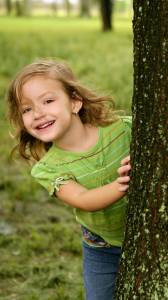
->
[45, 99, 54, 104]
[22, 107, 32, 114]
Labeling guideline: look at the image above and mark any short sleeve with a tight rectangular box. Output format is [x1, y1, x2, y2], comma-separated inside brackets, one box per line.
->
[31, 161, 75, 196]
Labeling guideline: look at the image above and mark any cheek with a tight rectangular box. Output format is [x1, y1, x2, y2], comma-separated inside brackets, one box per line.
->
[22, 115, 26, 125]
[63, 108, 73, 122]
[22, 115, 31, 128]
[57, 104, 72, 118]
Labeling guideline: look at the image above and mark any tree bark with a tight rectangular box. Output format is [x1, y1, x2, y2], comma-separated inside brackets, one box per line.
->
[100, 0, 114, 31]
[115, 1, 168, 299]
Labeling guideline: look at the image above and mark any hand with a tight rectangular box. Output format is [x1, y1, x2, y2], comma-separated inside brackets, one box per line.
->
[117, 155, 131, 192]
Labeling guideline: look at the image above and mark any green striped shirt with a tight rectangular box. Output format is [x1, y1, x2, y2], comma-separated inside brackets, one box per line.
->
[31, 116, 132, 246]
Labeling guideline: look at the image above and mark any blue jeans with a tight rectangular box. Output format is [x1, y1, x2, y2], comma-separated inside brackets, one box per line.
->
[82, 242, 122, 300]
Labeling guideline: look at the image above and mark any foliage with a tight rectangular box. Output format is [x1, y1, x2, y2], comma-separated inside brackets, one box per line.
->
[0, 16, 132, 299]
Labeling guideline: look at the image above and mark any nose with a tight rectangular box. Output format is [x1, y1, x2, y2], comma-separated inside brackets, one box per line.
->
[33, 105, 45, 120]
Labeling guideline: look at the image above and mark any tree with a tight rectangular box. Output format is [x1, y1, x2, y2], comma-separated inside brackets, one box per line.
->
[64, 0, 71, 16]
[80, 0, 91, 18]
[5, 0, 12, 14]
[15, 0, 23, 16]
[14, 0, 31, 16]
[115, 1, 168, 298]
[23, 0, 31, 16]
[100, 0, 114, 31]
[51, 1, 58, 15]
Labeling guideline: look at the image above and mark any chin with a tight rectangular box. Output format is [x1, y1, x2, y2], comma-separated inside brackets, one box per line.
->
[40, 138, 54, 143]
[32, 134, 53, 143]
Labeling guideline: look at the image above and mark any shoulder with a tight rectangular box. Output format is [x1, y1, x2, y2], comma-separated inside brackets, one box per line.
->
[100, 116, 132, 145]
[31, 144, 60, 177]
[101, 116, 132, 135]
[120, 116, 132, 142]
[120, 115, 132, 129]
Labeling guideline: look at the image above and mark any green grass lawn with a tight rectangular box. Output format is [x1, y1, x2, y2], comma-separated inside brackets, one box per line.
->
[0, 16, 133, 299]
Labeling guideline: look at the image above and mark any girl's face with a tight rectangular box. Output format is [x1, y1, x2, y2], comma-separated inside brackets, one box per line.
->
[20, 76, 82, 144]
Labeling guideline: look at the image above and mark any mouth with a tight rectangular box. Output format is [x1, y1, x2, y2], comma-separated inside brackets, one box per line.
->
[36, 120, 55, 130]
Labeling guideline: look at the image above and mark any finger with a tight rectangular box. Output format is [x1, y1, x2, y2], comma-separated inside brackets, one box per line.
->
[121, 155, 130, 166]
[117, 176, 130, 184]
[117, 164, 131, 176]
[118, 184, 129, 192]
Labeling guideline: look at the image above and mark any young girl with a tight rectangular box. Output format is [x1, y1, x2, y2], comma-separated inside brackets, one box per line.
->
[7, 59, 131, 300]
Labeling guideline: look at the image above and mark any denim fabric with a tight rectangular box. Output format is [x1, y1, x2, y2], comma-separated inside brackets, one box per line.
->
[82, 242, 122, 300]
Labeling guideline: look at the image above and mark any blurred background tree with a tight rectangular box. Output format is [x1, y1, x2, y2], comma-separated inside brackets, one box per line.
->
[1, 0, 132, 29]
[100, 0, 114, 31]
[5, 0, 12, 14]
[80, 0, 91, 17]
[64, 0, 71, 16]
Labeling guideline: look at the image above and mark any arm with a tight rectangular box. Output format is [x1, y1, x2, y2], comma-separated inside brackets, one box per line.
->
[55, 179, 126, 212]
[55, 155, 131, 212]
[56, 156, 131, 212]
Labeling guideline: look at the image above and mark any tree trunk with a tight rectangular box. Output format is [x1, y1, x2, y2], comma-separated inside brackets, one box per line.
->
[14, 0, 31, 16]
[80, 0, 91, 18]
[64, 0, 71, 16]
[5, 0, 12, 14]
[115, 1, 168, 299]
[100, 0, 114, 31]
[51, 1, 57, 15]
[15, 0, 23, 16]
[23, 0, 31, 16]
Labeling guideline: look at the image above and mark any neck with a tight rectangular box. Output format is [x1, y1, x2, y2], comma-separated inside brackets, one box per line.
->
[54, 117, 98, 152]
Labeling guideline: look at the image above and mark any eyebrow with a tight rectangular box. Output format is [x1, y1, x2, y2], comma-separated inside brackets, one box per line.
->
[21, 91, 56, 105]
[21, 101, 31, 106]
[37, 91, 56, 99]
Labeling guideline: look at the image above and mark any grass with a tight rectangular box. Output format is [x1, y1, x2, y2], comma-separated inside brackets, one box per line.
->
[0, 15, 133, 299]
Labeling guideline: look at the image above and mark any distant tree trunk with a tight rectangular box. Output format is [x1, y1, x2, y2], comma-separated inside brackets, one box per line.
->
[23, 0, 31, 16]
[5, 0, 12, 14]
[100, 0, 114, 31]
[14, 0, 31, 16]
[80, 0, 91, 17]
[115, 1, 168, 299]
[51, 1, 57, 15]
[64, 0, 71, 16]
[15, 0, 23, 16]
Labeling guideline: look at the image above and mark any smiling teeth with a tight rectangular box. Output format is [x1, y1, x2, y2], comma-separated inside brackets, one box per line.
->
[37, 121, 54, 129]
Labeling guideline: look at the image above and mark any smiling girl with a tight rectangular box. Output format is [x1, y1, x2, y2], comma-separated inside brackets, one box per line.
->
[7, 59, 131, 300]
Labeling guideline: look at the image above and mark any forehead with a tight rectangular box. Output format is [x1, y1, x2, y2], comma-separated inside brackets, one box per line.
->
[20, 76, 64, 102]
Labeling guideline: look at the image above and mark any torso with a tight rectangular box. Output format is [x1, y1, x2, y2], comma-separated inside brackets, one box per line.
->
[31, 117, 132, 247]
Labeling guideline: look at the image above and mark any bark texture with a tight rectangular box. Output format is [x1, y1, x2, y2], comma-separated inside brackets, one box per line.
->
[115, 1, 168, 299]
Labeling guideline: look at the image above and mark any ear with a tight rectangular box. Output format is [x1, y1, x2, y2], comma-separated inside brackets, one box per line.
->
[71, 98, 83, 114]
